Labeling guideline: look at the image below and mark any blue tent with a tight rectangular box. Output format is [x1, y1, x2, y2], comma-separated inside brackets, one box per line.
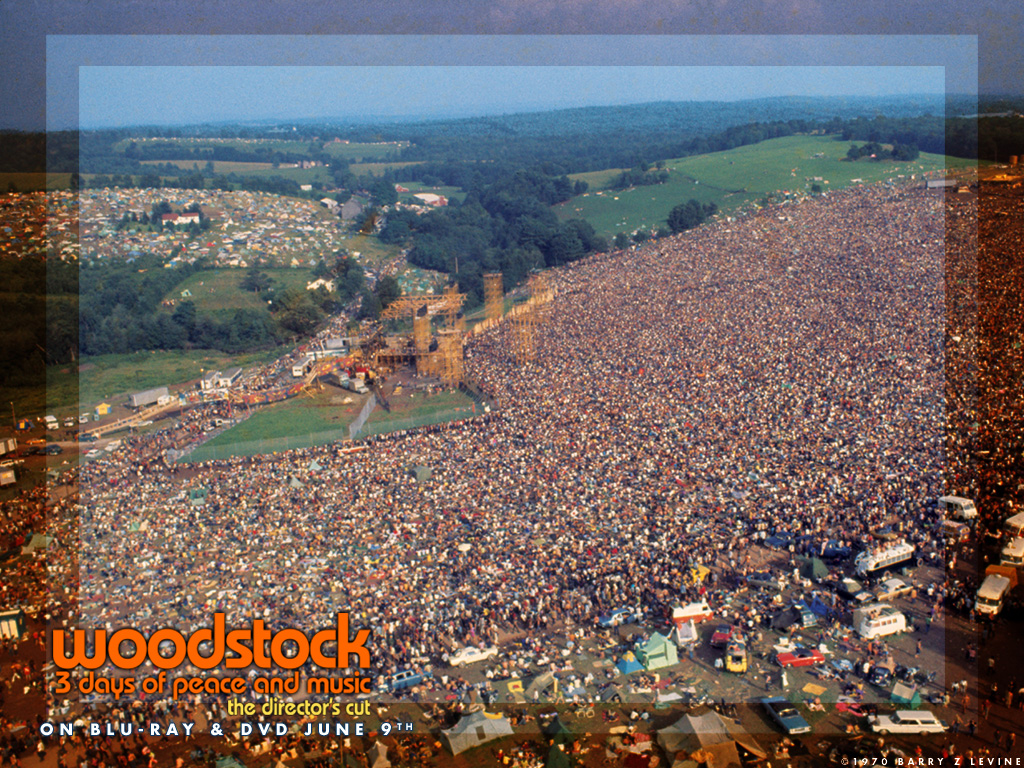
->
[617, 650, 643, 675]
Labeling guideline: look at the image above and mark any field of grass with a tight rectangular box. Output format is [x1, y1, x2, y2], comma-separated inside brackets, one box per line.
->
[164, 268, 314, 319]
[345, 235, 403, 267]
[558, 134, 976, 239]
[363, 388, 479, 432]
[349, 161, 423, 175]
[44, 348, 281, 415]
[139, 159, 275, 172]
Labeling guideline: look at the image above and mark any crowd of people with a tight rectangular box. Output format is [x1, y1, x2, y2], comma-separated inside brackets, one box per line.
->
[67, 181, 954, 690]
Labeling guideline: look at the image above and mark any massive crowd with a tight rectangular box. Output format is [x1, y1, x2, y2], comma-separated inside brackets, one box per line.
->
[68, 181, 954, 688]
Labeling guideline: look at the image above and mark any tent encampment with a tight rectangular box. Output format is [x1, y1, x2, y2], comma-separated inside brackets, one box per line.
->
[657, 710, 767, 768]
[441, 710, 514, 755]
[637, 632, 678, 670]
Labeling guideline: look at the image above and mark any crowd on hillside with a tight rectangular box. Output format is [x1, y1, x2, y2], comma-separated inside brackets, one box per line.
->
[65, 181, 959, 686]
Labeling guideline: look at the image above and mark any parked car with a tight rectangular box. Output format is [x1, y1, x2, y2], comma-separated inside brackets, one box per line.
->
[43, 445, 63, 455]
[384, 669, 431, 693]
[448, 646, 499, 667]
[598, 608, 641, 628]
[748, 571, 786, 591]
[762, 697, 811, 735]
[869, 710, 947, 734]
[775, 647, 825, 668]
[874, 576, 914, 602]
[710, 624, 739, 648]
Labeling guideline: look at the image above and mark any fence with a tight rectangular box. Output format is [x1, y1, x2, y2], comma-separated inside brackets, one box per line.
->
[348, 395, 378, 440]
[178, 428, 352, 462]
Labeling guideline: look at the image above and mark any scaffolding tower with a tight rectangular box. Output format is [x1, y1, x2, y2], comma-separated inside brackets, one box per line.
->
[437, 329, 464, 386]
[443, 283, 462, 329]
[509, 306, 537, 364]
[484, 272, 504, 323]
[413, 309, 432, 375]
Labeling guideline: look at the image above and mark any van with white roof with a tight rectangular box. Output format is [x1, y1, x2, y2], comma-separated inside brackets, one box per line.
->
[938, 495, 977, 521]
[999, 538, 1024, 567]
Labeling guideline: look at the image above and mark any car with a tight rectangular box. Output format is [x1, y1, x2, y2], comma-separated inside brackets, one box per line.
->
[78, 433, 98, 442]
[724, 639, 748, 673]
[775, 647, 825, 668]
[672, 600, 714, 624]
[43, 445, 64, 455]
[385, 669, 431, 693]
[85, 450, 103, 460]
[747, 571, 786, 591]
[761, 697, 811, 735]
[448, 646, 499, 667]
[710, 624, 739, 648]
[598, 608, 641, 628]
[869, 710, 947, 734]
[763, 532, 793, 550]
[874, 576, 914, 602]
[837, 578, 874, 604]
[868, 666, 894, 688]
[818, 540, 853, 560]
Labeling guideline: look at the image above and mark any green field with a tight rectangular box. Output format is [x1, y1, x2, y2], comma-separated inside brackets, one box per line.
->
[44, 348, 280, 415]
[165, 268, 314, 319]
[184, 385, 478, 461]
[558, 134, 977, 239]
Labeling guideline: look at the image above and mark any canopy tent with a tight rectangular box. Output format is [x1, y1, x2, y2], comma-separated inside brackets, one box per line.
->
[658, 710, 766, 767]
[441, 710, 514, 755]
[637, 632, 678, 670]
[617, 650, 644, 675]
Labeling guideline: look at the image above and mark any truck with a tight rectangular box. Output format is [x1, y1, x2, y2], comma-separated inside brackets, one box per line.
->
[345, 378, 369, 394]
[975, 565, 1017, 617]
[938, 495, 978, 521]
[853, 603, 908, 639]
[43, 415, 59, 430]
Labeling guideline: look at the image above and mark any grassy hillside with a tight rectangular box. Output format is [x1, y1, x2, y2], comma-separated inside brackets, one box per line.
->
[557, 134, 975, 239]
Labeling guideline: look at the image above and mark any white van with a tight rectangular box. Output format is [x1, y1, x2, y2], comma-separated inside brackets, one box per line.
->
[853, 603, 908, 639]
[939, 495, 977, 521]
[1005, 512, 1024, 538]
[976, 574, 1012, 616]
[1000, 538, 1024, 567]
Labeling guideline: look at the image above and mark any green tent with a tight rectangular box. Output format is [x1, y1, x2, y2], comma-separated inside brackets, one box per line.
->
[410, 465, 433, 483]
[891, 682, 921, 707]
[189, 488, 208, 506]
[637, 632, 678, 670]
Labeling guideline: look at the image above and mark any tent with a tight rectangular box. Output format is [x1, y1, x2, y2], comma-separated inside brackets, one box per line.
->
[617, 650, 644, 675]
[525, 671, 559, 700]
[287, 475, 305, 488]
[798, 556, 829, 582]
[308, 459, 323, 471]
[367, 741, 391, 768]
[544, 715, 575, 744]
[891, 682, 921, 707]
[21, 534, 54, 555]
[16, 419, 33, 430]
[658, 711, 766, 767]
[441, 710, 514, 755]
[410, 465, 433, 483]
[189, 488, 208, 506]
[637, 632, 678, 670]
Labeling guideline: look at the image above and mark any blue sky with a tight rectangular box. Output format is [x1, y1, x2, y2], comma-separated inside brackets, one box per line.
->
[0, 0, 1010, 132]
[52, 35, 966, 131]
[75, 62, 948, 130]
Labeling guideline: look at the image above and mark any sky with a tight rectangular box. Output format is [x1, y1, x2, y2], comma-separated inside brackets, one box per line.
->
[0, 0, 1014, 132]
[51, 35, 966, 131]
[74, 62, 949, 130]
